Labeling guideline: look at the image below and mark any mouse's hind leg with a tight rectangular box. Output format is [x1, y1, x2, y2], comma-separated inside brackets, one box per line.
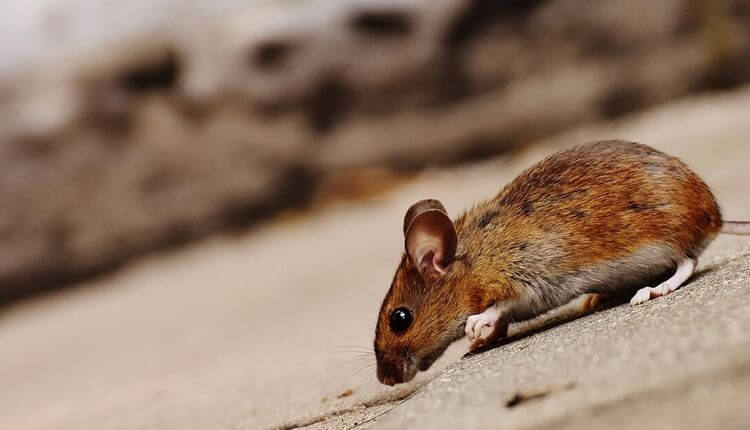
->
[578, 293, 606, 312]
[629, 257, 696, 305]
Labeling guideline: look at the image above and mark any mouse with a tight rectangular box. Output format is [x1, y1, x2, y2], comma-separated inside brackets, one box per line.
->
[373, 140, 750, 386]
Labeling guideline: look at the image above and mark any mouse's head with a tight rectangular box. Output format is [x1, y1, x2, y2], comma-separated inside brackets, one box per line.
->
[374, 199, 470, 385]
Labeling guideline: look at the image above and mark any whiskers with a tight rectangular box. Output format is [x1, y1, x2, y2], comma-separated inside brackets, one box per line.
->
[330, 345, 377, 379]
[330, 345, 375, 360]
[351, 361, 377, 378]
[329, 345, 372, 353]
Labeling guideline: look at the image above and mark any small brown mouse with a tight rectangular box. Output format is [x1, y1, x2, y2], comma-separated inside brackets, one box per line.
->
[374, 140, 750, 386]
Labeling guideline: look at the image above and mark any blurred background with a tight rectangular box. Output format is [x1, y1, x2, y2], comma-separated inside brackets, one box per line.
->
[1, 0, 750, 429]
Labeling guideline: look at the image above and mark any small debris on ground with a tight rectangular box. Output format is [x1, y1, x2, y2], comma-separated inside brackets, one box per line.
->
[505, 382, 575, 408]
[337, 389, 354, 399]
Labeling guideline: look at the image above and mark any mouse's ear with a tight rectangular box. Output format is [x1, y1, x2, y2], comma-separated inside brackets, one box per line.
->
[403, 199, 457, 277]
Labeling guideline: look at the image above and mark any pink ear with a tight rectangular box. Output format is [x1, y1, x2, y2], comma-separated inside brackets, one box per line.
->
[403, 200, 457, 276]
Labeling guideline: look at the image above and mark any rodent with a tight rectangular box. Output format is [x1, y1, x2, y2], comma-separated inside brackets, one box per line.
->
[373, 140, 750, 386]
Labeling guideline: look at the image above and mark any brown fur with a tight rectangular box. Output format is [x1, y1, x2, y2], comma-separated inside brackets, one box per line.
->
[375, 141, 723, 385]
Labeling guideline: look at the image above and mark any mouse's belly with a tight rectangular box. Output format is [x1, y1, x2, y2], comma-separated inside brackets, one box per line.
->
[506, 241, 682, 321]
[493, 206, 721, 320]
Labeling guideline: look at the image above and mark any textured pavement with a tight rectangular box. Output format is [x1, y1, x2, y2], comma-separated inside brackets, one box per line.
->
[1, 87, 749, 430]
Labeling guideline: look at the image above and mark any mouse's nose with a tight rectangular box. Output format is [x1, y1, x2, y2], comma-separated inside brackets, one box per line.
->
[380, 375, 399, 386]
[376, 355, 406, 386]
[378, 370, 406, 386]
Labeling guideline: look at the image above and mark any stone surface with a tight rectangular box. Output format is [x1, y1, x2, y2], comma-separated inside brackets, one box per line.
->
[3, 0, 750, 300]
[0, 85, 749, 429]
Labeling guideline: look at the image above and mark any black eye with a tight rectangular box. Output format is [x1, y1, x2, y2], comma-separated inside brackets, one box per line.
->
[389, 307, 413, 334]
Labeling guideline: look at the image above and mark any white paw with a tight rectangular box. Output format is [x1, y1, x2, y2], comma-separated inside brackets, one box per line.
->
[630, 258, 695, 306]
[630, 283, 675, 305]
[630, 286, 667, 305]
[465, 313, 497, 341]
[629, 287, 653, 305]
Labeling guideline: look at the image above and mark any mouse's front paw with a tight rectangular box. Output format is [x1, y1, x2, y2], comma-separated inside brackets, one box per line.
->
[465, 313, 497, 341]
[465, 304, 508, 351]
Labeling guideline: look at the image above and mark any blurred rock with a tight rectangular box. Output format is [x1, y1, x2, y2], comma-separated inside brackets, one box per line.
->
[1, 0, 750, 300]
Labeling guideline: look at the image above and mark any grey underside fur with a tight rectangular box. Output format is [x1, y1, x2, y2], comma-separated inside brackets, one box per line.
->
[505, 244, 689, 321]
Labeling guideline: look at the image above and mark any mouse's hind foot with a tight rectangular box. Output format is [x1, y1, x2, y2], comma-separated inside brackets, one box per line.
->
[630, 257, 696, 305]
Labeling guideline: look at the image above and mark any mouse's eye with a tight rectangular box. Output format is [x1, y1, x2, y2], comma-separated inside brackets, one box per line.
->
[389, 307, 413, 334]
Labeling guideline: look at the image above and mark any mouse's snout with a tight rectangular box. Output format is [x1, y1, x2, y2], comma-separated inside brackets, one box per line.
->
[377, 368, 404, 386]
[375, 350, 416, 386]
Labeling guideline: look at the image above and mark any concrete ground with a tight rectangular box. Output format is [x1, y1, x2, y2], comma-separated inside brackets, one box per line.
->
[1, 87, 749, 430]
